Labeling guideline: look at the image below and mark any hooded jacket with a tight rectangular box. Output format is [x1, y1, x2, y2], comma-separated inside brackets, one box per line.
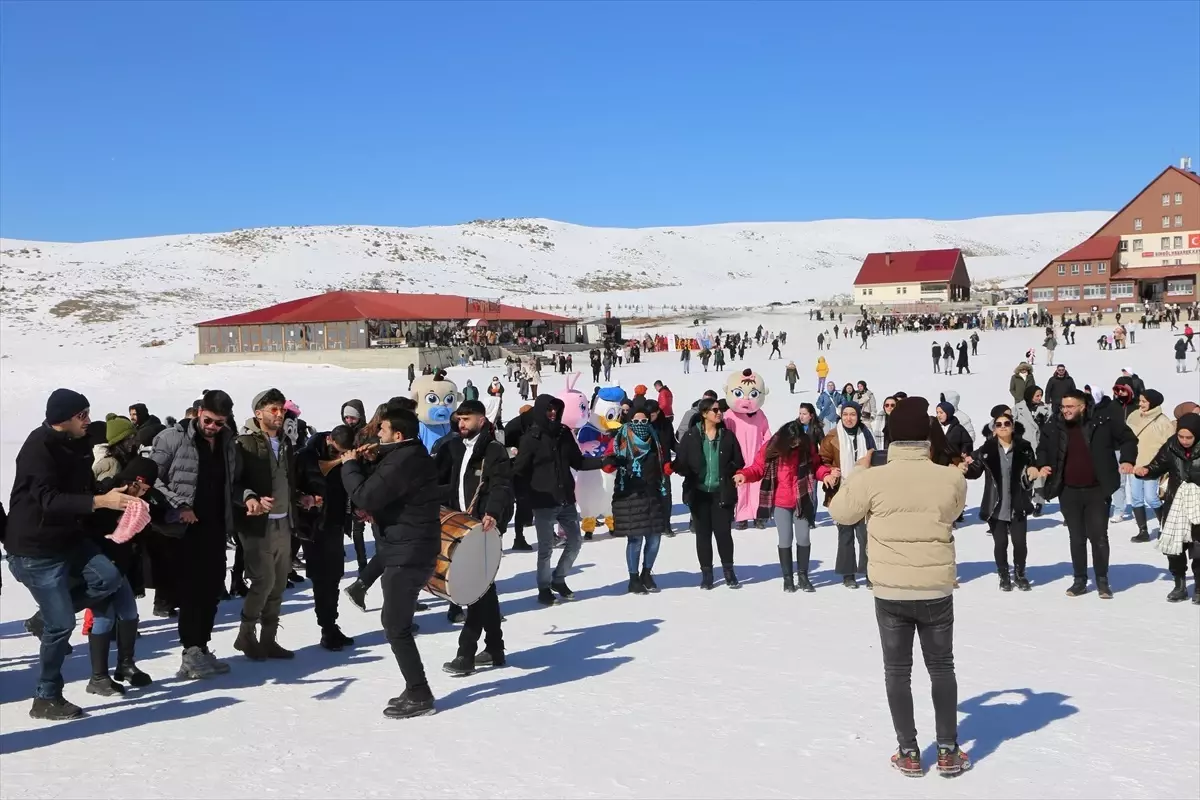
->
[512, 394, 601, 508]
[341, 439, 441, 567]
[130, 403, 151, 429]
[295, 432, 352, 538]
[1013, 385, 1051, 451]
[341, 399, 367, 431]
[1009, 365, 1035, 406]
[939, 390, 975, 441]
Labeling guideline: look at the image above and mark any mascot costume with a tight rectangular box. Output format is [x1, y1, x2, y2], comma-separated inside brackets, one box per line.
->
[559, 375, 624, 535]
[412, 369, 463, 452]
[724, 367, 771, 528]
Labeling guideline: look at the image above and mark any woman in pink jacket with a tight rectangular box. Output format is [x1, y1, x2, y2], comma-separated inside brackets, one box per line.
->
[734, 421, 821, 592]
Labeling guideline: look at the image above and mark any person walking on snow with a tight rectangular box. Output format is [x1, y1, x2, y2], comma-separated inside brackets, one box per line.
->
[930, 342, 941, 374]
[941, 343, 954, 376]
[815, 356, 830, 393]
[955, 341, 970, 375]
[769, 337, 782, 359]
[1044, 332, 1058, 366]
[785, 362, 799, 394]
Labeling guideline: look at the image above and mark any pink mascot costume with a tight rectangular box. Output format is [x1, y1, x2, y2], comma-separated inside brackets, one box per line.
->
[724, 367, 771, 528]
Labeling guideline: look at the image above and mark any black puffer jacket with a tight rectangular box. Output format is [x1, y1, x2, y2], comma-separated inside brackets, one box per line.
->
[1140, 437, 1200, 524]
[512, 395, 602, 509]
[1044, 371, 1077, 412]
[604, 428, 670, 538]
[965, 436, 1036, 522]
[6, 425, 98, 558]
[940, 416, 974, 462]
[341, 439, 441, 568]
[1035, 414, 1138, 500]
[295, 432, 352, 539]
[673, 420, 744, 508]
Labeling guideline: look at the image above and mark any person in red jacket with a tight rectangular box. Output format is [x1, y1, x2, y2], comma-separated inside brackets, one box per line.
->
[734, 420, 821, 592]
[653, 381, 675, 424]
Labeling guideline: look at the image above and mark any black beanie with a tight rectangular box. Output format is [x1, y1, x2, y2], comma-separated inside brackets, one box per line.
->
[990, 404, 1011, 420]
[1142, 389, 1164, 410]
[115, 456, 159, 487]
[46, 388, 90, 425]
[889, 397, 931, 442]
[1177, 413, 1200, 440]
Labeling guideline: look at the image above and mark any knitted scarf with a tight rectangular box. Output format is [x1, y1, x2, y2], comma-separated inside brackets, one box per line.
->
[615, 422, 667, 496]
[758, 445, 816, 518]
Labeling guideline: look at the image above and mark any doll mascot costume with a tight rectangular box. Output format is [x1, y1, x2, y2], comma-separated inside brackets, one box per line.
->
[411, 369, 463, 452]
[724, 367, 771, 529]
[559, 376, 623, 535]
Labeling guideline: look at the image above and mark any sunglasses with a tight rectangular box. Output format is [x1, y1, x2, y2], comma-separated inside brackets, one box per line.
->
[198, 416, 226, 428]
[883, 403, 896, 409]
[993, 420, 1012, 428]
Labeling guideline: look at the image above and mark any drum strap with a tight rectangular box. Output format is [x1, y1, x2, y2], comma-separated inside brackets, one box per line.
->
[465, 469, 485, 518]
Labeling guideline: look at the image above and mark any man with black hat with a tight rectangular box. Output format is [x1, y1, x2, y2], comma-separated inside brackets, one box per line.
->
[433, 400, 513, 672]
[828, 396, 971, 777]
[6, 388, 136, 720]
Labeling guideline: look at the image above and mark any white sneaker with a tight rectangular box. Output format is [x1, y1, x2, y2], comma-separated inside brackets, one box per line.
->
[1109, 513, 1125, 524]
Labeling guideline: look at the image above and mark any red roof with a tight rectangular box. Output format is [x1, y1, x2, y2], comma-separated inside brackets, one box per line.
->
[1111, 265, 1198, 281]
[853, 248, 963, 286]
[1049, 236, 1121, 262]
[196, 291, 573, 327]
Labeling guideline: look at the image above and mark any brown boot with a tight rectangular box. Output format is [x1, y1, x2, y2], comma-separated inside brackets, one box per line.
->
[260, 623, 295, 660]
[233, 617, 267, 661]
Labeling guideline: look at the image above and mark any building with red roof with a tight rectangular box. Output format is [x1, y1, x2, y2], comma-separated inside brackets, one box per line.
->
[852, 248, 971, 307]
[194, 290, 575, 367]
[1026, 162, 1200, 314]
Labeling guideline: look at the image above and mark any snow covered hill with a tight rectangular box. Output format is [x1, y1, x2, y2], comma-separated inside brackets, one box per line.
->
[0, 212, 1107, 356]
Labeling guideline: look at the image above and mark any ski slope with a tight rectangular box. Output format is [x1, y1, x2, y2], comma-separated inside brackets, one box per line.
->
[0, 309, 1197, 799]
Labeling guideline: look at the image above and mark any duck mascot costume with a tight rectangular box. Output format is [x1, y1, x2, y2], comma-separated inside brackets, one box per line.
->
[559, 375, 624, 535]
[411, 369, 463, 452]
[724, 367, 771, 529]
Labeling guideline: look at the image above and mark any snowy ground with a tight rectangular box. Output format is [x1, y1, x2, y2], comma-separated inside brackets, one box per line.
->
[1, 309, 1198, 799]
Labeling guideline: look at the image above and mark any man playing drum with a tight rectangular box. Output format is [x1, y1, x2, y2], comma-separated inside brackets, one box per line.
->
[433, 399, 514, 675]
[340, 407, 442, 720]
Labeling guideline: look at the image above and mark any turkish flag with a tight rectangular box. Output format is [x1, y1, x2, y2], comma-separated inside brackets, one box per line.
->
[1189, 233, 1200, 248]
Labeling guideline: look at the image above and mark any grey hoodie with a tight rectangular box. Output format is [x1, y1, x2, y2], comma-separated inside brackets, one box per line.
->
[940, 390, 976, 442]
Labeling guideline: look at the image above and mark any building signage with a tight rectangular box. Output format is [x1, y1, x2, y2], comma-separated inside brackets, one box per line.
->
[1140, 249, 1200, 258]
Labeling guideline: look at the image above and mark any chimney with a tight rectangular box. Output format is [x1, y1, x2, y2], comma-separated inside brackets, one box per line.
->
[884, 253, 892, 266]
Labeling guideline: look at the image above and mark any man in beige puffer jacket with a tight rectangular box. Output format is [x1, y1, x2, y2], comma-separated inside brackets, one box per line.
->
[828, 396, 970, 776]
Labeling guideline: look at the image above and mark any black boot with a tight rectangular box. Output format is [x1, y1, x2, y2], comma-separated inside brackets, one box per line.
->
[442, 654, 476, 677]
[640, 569, 659, 593]
[85, 632, 126, 697]
[384, 688, 436, 719]
[627, 573, 648, 594]
[229, 572, 248, 598]
[795, 545, 815, 592]
[112, 619, 151, 687]
[778, 548, 796, 593]
[1167, 576, 1189, 603]
[1014, 568, 1031, 591]
[998, 569, 1013, 591]
[1096, 578, 1113, 600]
[475, 649, 506, 668]
[511, 533, 534, 551]
[1130, 507, 1150, 542]
[551, 580, 575, 600]
[344, 579, 368, 612]
[723, 566, 741, 589]
[700, 569, 714, 590]
[1065, 578, 1088, 597]
[537, 588, 558, 605]
[842, 575, 858, 589]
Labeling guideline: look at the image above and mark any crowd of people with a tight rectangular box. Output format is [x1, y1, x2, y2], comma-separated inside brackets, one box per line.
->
[3, 327, 1198, 778]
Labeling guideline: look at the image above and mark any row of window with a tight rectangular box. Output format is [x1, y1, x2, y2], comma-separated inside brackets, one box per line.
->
[1133, 214, 1185, 231]
[1162, 192, 1185, 206]
[1124, 235, 1190, 253]
[1057, 261, 1108, 275]
[1032, 279, 1195, 304]
[861, 286, 909, 296]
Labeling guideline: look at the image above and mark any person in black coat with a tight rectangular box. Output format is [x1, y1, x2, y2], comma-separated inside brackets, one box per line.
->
[644, 399, 676, 537]
[672, 397, 745, 589]
[964, 411, 1035, 591]
[340, 407, 441, 720]
[1136, 413, 1200, 603]
[511, 394, 603, 605]
[501, 406, 535, 551]
[1044, 365, 1077, 415]
[1033, 390, 1137, 598]
[295, 426, 357, 651]
[955, 340, 971, 374]
[6, 389, 135, 720]
[434, 401, 514, 672]
[935, 402, 974, 464]
[930, 342, 941, 374]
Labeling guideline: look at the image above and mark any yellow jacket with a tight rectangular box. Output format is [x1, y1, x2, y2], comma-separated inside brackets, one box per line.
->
[816, 358, 829, 378]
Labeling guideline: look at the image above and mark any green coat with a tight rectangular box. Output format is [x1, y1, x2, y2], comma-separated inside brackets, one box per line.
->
[235, 419, 298, 536]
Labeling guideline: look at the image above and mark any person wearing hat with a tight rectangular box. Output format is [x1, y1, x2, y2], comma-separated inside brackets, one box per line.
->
[433, 400, 513, 672]
[827, 396, 970, 777]
[6, 389, 136, 721]
[1126, 388, 1176, 542]
[1135, 413, 1200, 603]
[92, 414, 140, 483]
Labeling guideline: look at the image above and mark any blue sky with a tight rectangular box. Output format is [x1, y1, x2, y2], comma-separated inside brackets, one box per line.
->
[1, 0, 1198, 241]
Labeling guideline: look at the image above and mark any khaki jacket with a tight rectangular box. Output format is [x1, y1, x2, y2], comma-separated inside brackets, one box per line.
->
[827, 442, 965, 601]
[1127, 407, 1175, 468]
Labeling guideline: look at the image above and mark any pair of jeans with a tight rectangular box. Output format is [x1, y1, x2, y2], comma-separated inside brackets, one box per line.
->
[308, 532, 348, 630]
[90, 578, 139, 635]
[625, 534, 661, 573]
[7, 542, 122, 699]
[380, 563, 435, 694]
[683, 359, 690, 373]
[1059, 485, 1111, 580]
[1109, 451, 1131, 514]
[240, 517, 293, 627]
[457, 583, 503, 658]
[1177, 359, 1188, 373]
[533, 505, 582, 588]
[1128, 477, 1163, 510]
[835, 522, 868, 576]
[988, 517, 1028, 573]
[690, 490, 734, 571]
[773, 506, 812, 548]
[174, 522, 229, 649]
[874, 596, 958, 750]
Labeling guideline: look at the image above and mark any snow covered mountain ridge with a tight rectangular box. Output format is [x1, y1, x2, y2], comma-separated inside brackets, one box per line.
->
[0, 212, 1109, 355]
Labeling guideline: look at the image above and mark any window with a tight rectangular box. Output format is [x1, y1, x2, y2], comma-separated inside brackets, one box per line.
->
[1132, 238, 1143, 251]
[1175, 215, 1184, 227]
[1134, 218, 1143, 231]
[1083, 263, 1092, 274]
[1162, 237, 1172, 250]
[1109, 282, 1135, 299]
[1163, 193, 1171, 206]
[1071, 263, 1080, 274]
[1167, 279, 1195, 296]
[1083, 284, 1107, 299]
[1032, 287, 1055, 302]
[1163, 259, 1171, 266]
[1175, 236, 1184, 249]
[1163, 216, 1171, 228]
[1098, 262, 1106, 273]
[1119, 240, 1129, 252]
[1176, 259, 1183, 265]
[1175, 192, 1184, 205]
[1057, 286, 1080, 300]
[1057, 264, 1066, 275]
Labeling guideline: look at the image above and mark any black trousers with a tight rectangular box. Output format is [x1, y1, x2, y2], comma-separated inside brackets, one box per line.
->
[174, 524, 228, 650]
[1167, 543, 1200, 577]
[875, 596, 958, 750]
[457, 584, 504, 658]
[360, 550, 386, 589]
[836, 522, 868, 576]
[691, 491, 734, 571]
[380, 563, 435, 694]
[307, 533, 347, 630]
[988, 517, 1028, 573]
[351, 518, 369, 573]
[1059, 485, 1110, 580]
[142, 531, 177, 610]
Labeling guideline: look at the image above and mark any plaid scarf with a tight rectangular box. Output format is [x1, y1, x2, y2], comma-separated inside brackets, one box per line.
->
[756, 446, 816, 520]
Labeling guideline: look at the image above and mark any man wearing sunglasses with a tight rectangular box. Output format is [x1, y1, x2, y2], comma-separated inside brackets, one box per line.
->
[150, 389, 242, 680]
[6, 389, 137, 720]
